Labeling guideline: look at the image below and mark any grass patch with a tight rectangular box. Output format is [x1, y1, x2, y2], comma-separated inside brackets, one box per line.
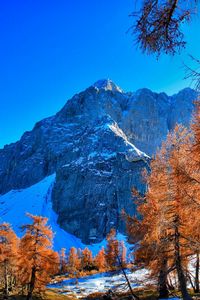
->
[44, 289, 77, 299]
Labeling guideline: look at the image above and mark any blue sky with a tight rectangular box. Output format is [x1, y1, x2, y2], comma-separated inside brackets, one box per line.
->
[0, 0, 200, 148]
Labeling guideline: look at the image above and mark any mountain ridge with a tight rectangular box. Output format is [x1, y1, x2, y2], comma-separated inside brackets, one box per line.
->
[0, 81, 195, 152]
[0, 80, 197, 243]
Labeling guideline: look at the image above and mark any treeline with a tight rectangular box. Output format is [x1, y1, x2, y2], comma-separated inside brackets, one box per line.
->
[0, 215, 127, 299]
[126, 102, 200, 300]
[59, 228, 127, 277]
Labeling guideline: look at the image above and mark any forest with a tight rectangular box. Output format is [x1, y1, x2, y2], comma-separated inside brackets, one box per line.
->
[0, 215, 128, 299]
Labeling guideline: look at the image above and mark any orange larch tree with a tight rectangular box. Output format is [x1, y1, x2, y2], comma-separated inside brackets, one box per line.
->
[126, 152, 172, 298]
[81, 247, 94, 271]
[18, 214, 59, 300]
[67, 247, 81, 276]
[127, 124, 200, 300]
[94, 247, 107, 272]
[181, 101, 200, 292]
[59, 248, 67, 274]
[105, 228, 119, 270]
[0, 223, 19, 297]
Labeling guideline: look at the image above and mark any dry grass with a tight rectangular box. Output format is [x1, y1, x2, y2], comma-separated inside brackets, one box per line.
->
[85, 288, 158, 300]
[1, 287, 199, 300]
[44, 289, 77, 299]
[0, 288, 77, 300]
[86, 288, 200, 300]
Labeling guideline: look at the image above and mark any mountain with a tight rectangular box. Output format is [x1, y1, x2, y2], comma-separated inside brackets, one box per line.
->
[0, 173, 130, 254]
[0, 80, 197, 244]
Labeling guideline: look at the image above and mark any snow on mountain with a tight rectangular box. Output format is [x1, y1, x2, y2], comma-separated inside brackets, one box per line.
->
[0, 80, 197, 244]
[109, 122, 150, 162]
[0, 174, 83, 251]
[93, 79, 123, 93]
[0, 174, 130, 254]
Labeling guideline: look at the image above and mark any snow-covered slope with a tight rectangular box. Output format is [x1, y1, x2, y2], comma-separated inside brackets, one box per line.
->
[0, 174, 84, 251]
[109, 122, 150, 162]
[0, 174, 130, 254]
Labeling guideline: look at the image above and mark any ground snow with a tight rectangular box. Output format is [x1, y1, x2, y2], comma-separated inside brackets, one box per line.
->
[49, 269, 148, 297]
[49, 267, 181, 298]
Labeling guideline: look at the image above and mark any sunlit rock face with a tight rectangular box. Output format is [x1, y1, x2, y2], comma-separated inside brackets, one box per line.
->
[0, 80, 197, 243]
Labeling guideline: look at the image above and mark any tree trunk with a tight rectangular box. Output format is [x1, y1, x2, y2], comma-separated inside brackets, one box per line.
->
[194, 252, 200, 293]
[116, 254, 140, 300]
[167, 273, 175, 290]
[158, 258, 169, 298]
[3, 260, 9, 298]
[186, 270, 195, 293]
[174, 219, 192, 300]
[26, 266, 36, 300]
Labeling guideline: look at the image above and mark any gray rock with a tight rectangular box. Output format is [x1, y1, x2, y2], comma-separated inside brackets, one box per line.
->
[0, 79, 197, 243]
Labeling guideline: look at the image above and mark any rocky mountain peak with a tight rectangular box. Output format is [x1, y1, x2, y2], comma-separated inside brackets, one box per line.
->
[0, 82, 198, 244]
[92, 79, 123, 93]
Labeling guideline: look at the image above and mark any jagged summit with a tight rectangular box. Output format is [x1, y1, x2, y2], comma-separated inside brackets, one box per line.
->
[93, 79, 123, 93]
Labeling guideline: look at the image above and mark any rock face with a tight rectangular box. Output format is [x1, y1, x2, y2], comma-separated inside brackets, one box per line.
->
[0, 80, 197, 243]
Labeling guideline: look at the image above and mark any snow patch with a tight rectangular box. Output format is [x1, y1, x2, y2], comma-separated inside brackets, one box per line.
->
[49, 268, 148, 297]
[0, 175, 84, 251]
[93, 79, 123, 93]
[109, 123, 150, 162]
[88, 150, 116, 161]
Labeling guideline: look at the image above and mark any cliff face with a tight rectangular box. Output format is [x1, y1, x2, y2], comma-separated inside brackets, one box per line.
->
[0, 80, 197, 243]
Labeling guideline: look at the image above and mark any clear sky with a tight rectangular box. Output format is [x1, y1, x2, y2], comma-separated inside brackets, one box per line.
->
[0, 0, 200, 148]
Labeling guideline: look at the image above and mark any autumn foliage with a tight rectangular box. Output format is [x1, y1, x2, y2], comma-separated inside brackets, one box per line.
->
[0, 214, 59, 300]
[59, 229, 127, 277]
[126, 102, 200, 300]
[0, 212, 127, 299]
[0, 223, 19, 297]
[94, 247, 107, 272]
[18, 214, 59, 299]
